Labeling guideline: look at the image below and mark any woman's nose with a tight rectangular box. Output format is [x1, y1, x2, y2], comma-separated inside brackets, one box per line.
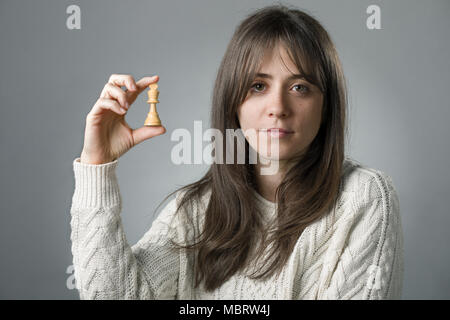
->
[266, 91, 289, 119]
[268, 108, 287, 119]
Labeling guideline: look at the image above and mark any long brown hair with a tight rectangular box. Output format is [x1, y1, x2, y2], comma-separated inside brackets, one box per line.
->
[155, 4, 348, 292]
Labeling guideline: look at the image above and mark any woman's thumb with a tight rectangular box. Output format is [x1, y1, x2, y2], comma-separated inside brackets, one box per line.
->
[132, 126, 166, 145]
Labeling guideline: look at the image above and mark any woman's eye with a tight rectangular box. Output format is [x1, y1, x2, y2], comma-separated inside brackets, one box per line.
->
[293, 84, 309, 94]
[249, 83, 310, 95]
[251, 82, 265, 92]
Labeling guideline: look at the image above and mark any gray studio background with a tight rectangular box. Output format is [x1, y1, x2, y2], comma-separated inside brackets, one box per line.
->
[0, 0, 449, 299]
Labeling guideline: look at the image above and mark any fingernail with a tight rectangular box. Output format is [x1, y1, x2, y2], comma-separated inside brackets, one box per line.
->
[125, 102, 129, 109]
[120, 107, 127, 113]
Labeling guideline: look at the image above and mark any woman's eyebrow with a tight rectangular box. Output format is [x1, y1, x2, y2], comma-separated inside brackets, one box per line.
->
[255, 72, 306, 80]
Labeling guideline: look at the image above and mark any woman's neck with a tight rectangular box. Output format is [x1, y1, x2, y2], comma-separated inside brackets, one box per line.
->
[254, 159, 296, 202]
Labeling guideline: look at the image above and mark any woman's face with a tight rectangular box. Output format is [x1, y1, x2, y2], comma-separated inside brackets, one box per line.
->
[237, 44, 324, 162]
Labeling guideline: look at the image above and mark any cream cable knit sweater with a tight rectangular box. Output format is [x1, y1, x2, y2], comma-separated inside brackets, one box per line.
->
[70, 156, 404, 300]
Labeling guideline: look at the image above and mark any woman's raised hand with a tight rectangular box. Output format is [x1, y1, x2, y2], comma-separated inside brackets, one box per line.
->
[80, 74, 166, 164]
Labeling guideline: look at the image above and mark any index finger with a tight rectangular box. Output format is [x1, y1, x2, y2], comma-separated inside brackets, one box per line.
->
[108, 74, 138, 92]
[134, 75, 159, 93]
[125, 75, 159, 101]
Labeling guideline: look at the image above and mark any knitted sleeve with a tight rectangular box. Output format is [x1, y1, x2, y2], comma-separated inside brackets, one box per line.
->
[69, 158, 184, 300]
[317, 172, 404, 300]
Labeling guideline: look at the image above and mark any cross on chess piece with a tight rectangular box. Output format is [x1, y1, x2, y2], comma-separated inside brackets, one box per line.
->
[144, 83, 162, 126]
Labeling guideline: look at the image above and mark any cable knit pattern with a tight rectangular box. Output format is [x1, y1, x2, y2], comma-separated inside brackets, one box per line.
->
[70, 156, 403, 300]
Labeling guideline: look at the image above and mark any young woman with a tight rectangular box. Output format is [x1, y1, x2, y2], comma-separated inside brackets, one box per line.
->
[70, 5, 403, 299]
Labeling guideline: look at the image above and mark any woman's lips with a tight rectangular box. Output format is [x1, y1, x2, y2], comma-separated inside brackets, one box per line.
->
[259, 128, 294, 138]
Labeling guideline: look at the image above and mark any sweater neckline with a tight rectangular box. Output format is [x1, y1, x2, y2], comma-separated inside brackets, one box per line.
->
[252, 188, 277, 210]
